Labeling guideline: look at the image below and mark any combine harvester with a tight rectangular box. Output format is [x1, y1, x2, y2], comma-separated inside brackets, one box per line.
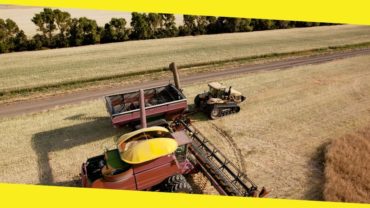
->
[80, 63, 267, 197]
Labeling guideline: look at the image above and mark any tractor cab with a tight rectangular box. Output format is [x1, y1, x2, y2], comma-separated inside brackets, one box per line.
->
[207, 82, 245, 103]
[208, 82, 227, 99]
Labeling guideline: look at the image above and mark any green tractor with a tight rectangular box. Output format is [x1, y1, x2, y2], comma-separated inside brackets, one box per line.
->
[194, 82, 246, 119]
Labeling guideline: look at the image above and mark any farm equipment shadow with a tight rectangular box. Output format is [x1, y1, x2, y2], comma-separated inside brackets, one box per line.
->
[31, 114, 126, 185]
[303, 142, 329, 200]
[187, 104, 209, 122]
[50, 178, 82, 187]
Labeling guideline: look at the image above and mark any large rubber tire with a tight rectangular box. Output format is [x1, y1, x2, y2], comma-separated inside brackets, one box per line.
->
[170, 180, 193, 193]
[160, 174, 187, 192]
[167, 174, 187, 186]
[209, 106, 221, 120]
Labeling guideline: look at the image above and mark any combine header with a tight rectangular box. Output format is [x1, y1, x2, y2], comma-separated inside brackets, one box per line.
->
[174, 118, 266, 196]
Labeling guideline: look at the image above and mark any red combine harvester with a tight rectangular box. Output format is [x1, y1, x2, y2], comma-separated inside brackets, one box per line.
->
[81, 89, 196, 192]
[80, 63, 267, 197]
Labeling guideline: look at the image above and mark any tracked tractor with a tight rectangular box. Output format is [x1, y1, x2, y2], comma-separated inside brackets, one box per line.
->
[194, 82, 246, 119]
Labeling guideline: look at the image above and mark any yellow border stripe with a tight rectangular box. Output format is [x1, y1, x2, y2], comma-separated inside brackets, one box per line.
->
[1, 1, 370, 207]
[1, 0, 370, 25]
[1, 183, 369, 208]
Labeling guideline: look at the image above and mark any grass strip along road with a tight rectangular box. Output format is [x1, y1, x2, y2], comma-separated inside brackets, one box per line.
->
[1, 48, 370, 117]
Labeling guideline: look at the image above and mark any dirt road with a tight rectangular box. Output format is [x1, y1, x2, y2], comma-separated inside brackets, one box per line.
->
[1, 48, 370, 117]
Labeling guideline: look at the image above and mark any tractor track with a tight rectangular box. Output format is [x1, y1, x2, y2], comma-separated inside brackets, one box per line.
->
[1, 48, 370, 117]
[209, 122, 247, 173]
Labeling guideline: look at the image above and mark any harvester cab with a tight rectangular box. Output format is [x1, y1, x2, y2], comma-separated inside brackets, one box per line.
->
[194, 82, 246, 119]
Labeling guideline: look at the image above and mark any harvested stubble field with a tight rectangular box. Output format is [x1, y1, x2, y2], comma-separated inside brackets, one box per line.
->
[323, 127, 370, 203]
[0, 54, 369, 200]
[1, 25, 370, 91]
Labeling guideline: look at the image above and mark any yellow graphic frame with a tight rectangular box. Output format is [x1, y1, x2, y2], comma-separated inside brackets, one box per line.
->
[0, 0, 369, 207]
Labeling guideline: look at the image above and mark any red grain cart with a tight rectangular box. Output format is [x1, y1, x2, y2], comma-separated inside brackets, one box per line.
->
[105, 84, 187, 127]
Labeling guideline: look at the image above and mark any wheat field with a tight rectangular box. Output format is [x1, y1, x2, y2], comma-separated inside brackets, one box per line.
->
[0, 54, 369, 200]
[185, 54, 370, 199]
[1, 25, 370, 91]
[324, 127, 370, 203]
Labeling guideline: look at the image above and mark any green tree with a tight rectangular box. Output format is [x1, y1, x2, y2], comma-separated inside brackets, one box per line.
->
[238, 18, 253, 32]
[32, 8, 72, 48]
[28, 34, 44, 50]
[295, 21, 310, 27]
[179, 15, 211, 36]
[53, 9, 71, 47]
[0, 19, 8, 53]
[214, 17, 231, 33]
[32, 8, 56, 47]
[213, 17, 252, 33]
[13, 30, 28, 51]
[205, 16, 218, 33]
[0, 18, 27, 53]
[148, 13, 162, 38]
[251, 19, 274, 30]
[130, 12, 151, 40]
[101, 17, 129, 43]
[68, 17, 101, 46]
[288, 21, 297, 28]
[274, 20, 290, 29]
[179, 15, 196, 36]
[160, 14, 178, 37]
[295, 21, 321, 27]
[212, 17, 227, 33]
[194, 16, 209, 35]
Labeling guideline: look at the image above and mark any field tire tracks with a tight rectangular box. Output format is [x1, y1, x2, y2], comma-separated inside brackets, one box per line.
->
[209, 122, 247, 173]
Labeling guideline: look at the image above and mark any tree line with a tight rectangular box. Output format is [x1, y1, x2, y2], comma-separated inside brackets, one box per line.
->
[0, 8, 334, 54]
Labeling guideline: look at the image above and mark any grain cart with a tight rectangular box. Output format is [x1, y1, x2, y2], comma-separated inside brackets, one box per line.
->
[104, 63, 186, 128]
[194, 82, 246, 119]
